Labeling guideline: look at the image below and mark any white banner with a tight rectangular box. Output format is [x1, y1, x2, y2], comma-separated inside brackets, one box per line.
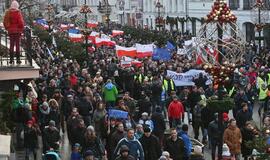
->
[167, 69, 212, 86]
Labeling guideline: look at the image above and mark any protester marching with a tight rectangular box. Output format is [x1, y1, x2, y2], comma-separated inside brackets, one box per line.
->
[2, 1, 270, 160]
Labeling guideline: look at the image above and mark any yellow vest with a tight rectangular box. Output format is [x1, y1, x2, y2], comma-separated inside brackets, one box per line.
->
[134, 74, 143, 83]
[268, 73, 270, 85]
[257, 76, 264, 89]
[229, 87, 235, 97]
[163, 79, 175, 91]
[259, 87, 268, 101]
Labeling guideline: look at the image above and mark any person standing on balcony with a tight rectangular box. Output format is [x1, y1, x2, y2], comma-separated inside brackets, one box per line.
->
[3, 0, 24, 64]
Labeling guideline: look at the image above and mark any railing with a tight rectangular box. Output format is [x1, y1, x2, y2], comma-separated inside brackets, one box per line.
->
[0, 26, 33, 67]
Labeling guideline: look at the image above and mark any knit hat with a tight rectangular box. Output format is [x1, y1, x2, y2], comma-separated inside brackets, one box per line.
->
[155, 107, 161, 113]
[223, 112, 229, 121]
[142, 112, 148, 116]
[84, 150, 94, 158]
[87, 125, 95, 132]
[120, 145, 129, 153]
[10, 0, 19, 10]
[159, 156, 167, 160]
[144, 127, 151, 133]
[49, 120, 55, 127]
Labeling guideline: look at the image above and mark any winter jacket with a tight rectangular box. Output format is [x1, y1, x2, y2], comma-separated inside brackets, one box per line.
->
[241, 127, 254, 157]
[151, 112, 166, 137]
[77, 97, 93, 116]
[103, 82, 118, 102]
[24, 126, 39, 148]
[139, 135, 162, 160]
[208, 120, 225, 143]
[164, 137, 185, 160]
[3, 9, 24, 34]
[48, 109, 60, 129]
[114, 137, 144, 160]
[168, 100, 184, 119]
[223, 125, 242, 154]
[178, 131, 192, 158]
[43, 127, 60, 151]
[109, 130, 126, 158]
[236, 110, 252, 129]
[82, 136, 105, 159]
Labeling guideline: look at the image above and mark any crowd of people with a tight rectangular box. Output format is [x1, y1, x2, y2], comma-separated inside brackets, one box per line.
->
[3, 1, 270, 160]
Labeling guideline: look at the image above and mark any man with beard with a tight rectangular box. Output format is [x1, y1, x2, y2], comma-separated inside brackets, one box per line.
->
[139, 127, 162, 160]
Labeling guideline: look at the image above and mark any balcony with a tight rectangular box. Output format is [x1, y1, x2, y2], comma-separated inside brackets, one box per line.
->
[0, 28, 40, 81]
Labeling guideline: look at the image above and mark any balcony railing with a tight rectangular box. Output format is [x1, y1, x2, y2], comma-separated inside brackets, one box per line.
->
[0, 27, 33, 67]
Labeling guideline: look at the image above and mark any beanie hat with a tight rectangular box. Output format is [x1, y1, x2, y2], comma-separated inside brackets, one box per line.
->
[120, 145, 129, 153]
[223, 112, 229, 121]
[84, 150, 94, 158]
[144, 127, 151, 133]
[10, 0, 19, 9]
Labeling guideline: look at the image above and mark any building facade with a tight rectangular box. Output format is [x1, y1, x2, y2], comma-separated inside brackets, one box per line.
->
[142, 0, 270, 45]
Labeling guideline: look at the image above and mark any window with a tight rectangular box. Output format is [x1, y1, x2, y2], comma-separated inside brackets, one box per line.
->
[229, 0, 239, 10]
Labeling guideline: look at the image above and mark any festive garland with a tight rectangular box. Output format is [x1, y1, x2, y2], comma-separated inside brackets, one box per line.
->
[207, 96, 234, 112]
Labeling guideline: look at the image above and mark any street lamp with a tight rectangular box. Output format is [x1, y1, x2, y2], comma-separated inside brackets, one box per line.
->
[251, 0, 269, 53]
[98, 0, 111, 28]
[80, 0, 92, 55]
[46, 2, 54, 34]
[155, 0, 164, 31]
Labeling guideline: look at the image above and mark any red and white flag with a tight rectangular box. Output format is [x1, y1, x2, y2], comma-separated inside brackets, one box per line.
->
[68, 33, 83, 42]
[135, 43, 154, 58]
[87, 21, 98, 28]
[112, 30, 124, 37]
[116, 45, 137, 58]
[88, 31, 100, 43]
[95, 37, 116, 47]
[120, 56, 142, 68]
[60, 24, 69, 30]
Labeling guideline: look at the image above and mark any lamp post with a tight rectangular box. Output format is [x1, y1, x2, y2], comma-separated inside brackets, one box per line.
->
[253, 0, 265, 53]
[155, 0, 164, 31]
[80, 0, 91, 55]
[46, 1, 54, 43]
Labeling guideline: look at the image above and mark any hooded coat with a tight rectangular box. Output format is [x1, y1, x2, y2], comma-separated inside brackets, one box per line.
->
[223, 125, 242, 155]
[103, 82, 118, 102]
[3, 3, 24, 35]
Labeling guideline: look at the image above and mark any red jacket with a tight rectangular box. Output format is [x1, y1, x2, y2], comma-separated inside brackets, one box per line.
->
[168, 100, 184, 119]
[4, 9, 24, 34]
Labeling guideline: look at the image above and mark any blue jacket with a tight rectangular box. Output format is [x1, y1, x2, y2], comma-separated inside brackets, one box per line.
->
[179, 131, 192, 158]
[114, 137, 144, 160]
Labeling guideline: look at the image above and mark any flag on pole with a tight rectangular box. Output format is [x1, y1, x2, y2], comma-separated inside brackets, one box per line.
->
[135, 43, 154, 58]
[60, 24, 69, 30]
[68, 29, 83, 42]
[112, 30, 124, 37]
[87, 21, 98, 28]
[116, 45, 137, 58]
[152, 48, 171, 61]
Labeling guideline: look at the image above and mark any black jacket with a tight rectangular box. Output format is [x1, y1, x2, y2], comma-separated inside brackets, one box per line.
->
[236, 110, 252, 129]
[189, 154, 205, 160]
[241, 127, 254, 157]
[115, 155, 136, 160]
[151, 112, 166, 136]
[77, 97, 93, 116]
[82, 137, 105, 159]
[43, 127, 60, 151]
[24, 126, 39, 148]
[164, 137, 185, 160]
[139, 135, 162, 160]
[208, 120, 224, 143]
[109, 130, 126, 157]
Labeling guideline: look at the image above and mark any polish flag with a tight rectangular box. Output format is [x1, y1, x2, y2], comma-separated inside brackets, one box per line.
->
[95, 34, 116, 47]
[135, 43, 154, 58]
[60, 24, 69, 30]
[112, 30, 124, 37]
[88, 31, 100, 43]
[116, 45, 137, 58]
[120, 56, 142, 68]
[69, 33, 83, 42]
[87, 21, 98, 28]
